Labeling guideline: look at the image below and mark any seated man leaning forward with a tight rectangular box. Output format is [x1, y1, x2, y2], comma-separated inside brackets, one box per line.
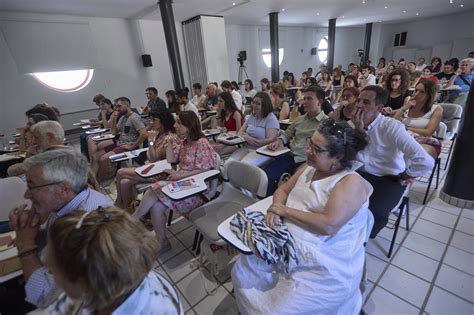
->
[7, 149, 112, 309]
[265, 85, 328, 196]
[233, 121, 373, 314]
[352, 85, 434, 238]
[7, 120, 65, 176]
[90, 96, 147, 181]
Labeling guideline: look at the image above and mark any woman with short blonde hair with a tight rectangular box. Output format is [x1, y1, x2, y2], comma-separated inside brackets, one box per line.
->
[46, 207, 183, 314]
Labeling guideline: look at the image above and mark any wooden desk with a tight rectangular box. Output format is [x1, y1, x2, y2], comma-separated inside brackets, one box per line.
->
[217, 196, 273, 254]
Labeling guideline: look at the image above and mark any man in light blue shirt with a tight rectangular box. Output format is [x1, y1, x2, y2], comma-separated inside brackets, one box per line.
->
[5, 149, 112, 311]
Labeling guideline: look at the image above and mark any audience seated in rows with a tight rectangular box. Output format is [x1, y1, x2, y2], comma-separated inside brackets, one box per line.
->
[446, 57, 473, 106]
[132, 111, 216, 252]
[352, 85, 434, 238]
[191, 82, 206, 109]
[383, 68, 411, 113]
[221, 80, 243, 112]
[141, 87, 167, 114]
[166, 90, 181, 114]
[330, 74, 358, 104]
[265, 86, 328, 195]
[114, 108, 181, 210]
[358, 64, 376, 89]
[243, 79, 257, 100]
[8, 121, 65, 176]
[7, 149, 112, 309]
[270, 82, 290, 121]
[90, 97, 147, 182]
[211, 92, 245, 156]
[176, 87, 200, 118]
[233, 121, 373, 314]
[329, 86, 359, 122]
[419, 66, 440, 86]
[230, 92, 279, 165]
[393, 80, 443, 158]
[44, 207, 182, 314]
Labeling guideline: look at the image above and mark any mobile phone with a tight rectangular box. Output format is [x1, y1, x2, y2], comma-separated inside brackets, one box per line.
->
[226, 136, 239, 140]
[141, 164, 154, 175]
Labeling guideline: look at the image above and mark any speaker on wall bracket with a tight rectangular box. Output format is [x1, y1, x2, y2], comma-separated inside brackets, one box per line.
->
[141, 54, 153, 67]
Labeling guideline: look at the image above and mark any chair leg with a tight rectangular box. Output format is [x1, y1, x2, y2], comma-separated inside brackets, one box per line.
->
[167, 210, 174, 226]
[435, 158, 441, 189]
[404, 197, 410, 230]
[192, 230, 200, 251]
[195, 234, 204, 255]
[388, 197, 407, 258]
[423, 163, 437, 205]
[444, 136, 456, 170]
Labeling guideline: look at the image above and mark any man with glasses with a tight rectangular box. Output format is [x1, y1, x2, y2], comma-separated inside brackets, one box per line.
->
[352, 85, 433, 238]
[4, 149, 112, 312]
[266, 86, 328, 196]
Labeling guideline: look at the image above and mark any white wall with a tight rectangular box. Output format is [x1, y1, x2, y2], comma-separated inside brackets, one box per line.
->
[225, 23, 366, 85]
[377, 10, 474, 62]
[0, 12, 189, 134]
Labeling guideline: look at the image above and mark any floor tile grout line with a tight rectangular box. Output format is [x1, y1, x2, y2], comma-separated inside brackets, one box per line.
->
[364, 198, 428, 304]
[419, 207, 463, 313]
[371, 284, 423, 311]
[431, 284, 474, 305]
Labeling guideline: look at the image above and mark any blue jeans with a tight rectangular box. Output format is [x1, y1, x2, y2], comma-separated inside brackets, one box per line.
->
[263, 153, 299, 196]
[80, 132, 89, 160]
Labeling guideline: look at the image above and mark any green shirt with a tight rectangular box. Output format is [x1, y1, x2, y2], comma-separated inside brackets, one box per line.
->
[279, 110, 328, 163]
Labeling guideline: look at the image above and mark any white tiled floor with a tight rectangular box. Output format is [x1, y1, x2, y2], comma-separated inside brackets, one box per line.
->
[98, 143, 473, 314]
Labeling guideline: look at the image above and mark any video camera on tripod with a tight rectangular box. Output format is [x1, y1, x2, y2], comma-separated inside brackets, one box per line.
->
[237, 50, 247, 66]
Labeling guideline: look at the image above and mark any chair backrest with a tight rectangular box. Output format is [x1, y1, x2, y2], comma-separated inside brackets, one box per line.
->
[207, 152, 221, 199]
[0, 177, 30, 221]
[224, 160, 268, 198]
[434, 121, 447, 140]
[437, 103, 463, 140]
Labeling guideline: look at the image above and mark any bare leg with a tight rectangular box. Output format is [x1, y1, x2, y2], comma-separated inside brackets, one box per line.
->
[97, 151, 115, 182]
[90, 149, 105, 177]
[115, 168, 155, 208]
[421, 144, 438, 159]
[132, 188, 159, 219]
[149, 201, 168, 245]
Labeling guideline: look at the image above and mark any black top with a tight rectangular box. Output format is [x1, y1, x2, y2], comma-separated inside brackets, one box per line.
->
[386, 90, 410, 110]
[321, 100, 334, 115]
[333, 78, 342, 86]
[147, 97, 167, 111]
[435, 72, 455, 81]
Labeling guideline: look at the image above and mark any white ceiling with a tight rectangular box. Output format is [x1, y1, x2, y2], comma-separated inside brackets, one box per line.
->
[1, 0, 473, 27]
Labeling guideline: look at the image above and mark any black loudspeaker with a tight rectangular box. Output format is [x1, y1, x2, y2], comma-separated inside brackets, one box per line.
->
[141, 54, 153, 67]
[238, 50, 247, 61]
[311, 48, 317, 55]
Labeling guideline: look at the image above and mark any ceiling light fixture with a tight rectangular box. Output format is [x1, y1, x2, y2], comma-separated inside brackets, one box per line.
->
[460, 4, 464, 7]
[450, 0, 453, 3]
[316, 12, 320, 15]
[281, 8, 285, 11]
[232, 2, 236, 5]
[384, 6, 388, 9]
[362, 0, 366, 3]
[415, 12, 419, 15]
[341, 15, 345, 18]
[402, 10, 407, 13]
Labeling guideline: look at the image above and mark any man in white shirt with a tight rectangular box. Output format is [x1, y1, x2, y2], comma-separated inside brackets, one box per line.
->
[415, 57, 427, 72]
[358, 64, 376, 88]
[221, 80, 243, 111]
[352, 85, 434, 238]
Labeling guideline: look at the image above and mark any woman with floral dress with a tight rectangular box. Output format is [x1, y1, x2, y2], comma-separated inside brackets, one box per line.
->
[133, 111, 216, 253]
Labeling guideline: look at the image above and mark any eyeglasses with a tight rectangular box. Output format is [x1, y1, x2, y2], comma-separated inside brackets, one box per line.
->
[322, 118, 347, 145]
[26, 181, 62, 192]
[306, 137, 328, 155]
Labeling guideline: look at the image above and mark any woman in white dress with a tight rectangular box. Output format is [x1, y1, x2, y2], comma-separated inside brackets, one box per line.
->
[232, 119, 373, 315]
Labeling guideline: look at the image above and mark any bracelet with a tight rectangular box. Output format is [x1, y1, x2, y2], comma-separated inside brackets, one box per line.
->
[18, 247, 38, 259]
